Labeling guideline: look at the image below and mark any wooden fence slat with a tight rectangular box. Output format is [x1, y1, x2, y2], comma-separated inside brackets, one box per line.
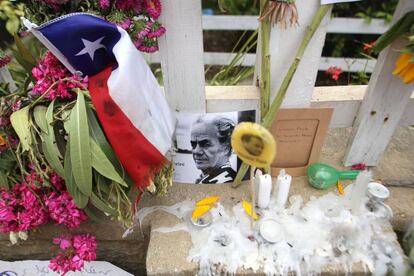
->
[344, 0, 414, 166]
[266, 0, 332, 107]
[202, 16, 388, 34]
[158, 0, 206, 112]
[147, 52, 376, 73]
[203, 85, 414, 128]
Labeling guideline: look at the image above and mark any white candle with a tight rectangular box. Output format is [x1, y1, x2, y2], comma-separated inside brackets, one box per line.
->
[274, 169, 292, 208]
[350, 170, 371, 214]
[256, 173, 272, 209]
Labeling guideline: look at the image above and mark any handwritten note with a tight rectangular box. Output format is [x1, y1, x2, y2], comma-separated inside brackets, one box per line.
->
[0, 260, 133, 276]
[272, 119, 319, 167]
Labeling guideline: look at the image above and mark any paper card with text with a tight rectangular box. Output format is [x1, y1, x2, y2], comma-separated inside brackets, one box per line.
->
[321, 0, 361, 4]
[270, 108, 333, 176]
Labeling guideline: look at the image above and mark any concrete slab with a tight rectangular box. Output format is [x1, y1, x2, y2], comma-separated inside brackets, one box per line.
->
[143, 126, 414, 275]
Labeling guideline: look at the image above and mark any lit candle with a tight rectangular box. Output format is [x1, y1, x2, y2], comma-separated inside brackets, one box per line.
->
[256, 173, 272, 209]
[274, 169, 292, 208]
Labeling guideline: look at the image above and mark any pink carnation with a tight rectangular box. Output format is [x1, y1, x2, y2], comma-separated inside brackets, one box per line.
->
[44, 191, 87, 229]
[143, 0, 161, 19]
[0, 183, 49, 234]
[32, 52, 88, 101]
[73, 234, 97, 261]
[49, 234, 97, 275]
[99, 0, 110, 9]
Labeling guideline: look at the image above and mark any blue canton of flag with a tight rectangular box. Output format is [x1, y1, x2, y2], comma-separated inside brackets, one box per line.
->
[24, 13, 121, 76]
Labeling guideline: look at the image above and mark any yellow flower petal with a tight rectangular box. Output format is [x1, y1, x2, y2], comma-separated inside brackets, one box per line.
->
[196, 196, 220, 207]
[393, 53, 412, 75]
[192, 205, 212, 220]
[242, 200, 258, 220]
[402, 63, 414, 84]
[337, 181, 344, 196]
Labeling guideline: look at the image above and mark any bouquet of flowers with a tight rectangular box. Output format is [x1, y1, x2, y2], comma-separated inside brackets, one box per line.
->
[0, 1, 170, 274]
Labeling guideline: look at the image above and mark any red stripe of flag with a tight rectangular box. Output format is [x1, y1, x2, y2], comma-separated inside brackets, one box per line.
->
[89, 67, 166, 191]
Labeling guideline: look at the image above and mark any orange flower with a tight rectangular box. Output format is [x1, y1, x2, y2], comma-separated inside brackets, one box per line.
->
[0, 135, 7, 146]
[393, 53, 414, 84]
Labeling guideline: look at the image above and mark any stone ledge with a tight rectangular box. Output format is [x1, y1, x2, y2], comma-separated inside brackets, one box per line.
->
[143, 180, 412, 275]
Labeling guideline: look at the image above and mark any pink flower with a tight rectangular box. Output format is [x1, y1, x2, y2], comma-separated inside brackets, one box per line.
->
[73, 234, 97, 261]
[0, 55, 11, 68]
[119, 18, 132, 30]
[53, 235, 72, 250]
[49, 234, 97, 275]
[49, 173, 65, 191]
[115, 0, 134, 10]
[144, 0, 162, 19]
[0, 183, 49, 234]
[351, 163, 367, 170]
[100, 0, 110, 9]
[45, 191, 87, 229]
[326, 66, 343, 81]
[32, 52, 88, 101]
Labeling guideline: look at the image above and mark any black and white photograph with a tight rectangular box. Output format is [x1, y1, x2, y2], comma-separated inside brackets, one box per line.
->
[173, 110, 256, 184]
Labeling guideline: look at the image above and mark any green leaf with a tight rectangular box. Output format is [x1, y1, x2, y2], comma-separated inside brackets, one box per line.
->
[11, 48, 34, 75]
[13, 33, 36, 67]
[69, 92, 92, 196]
[94, 171, 110, 195]
[90, 139, 127, 187]
[0, 150, 16, 171]
[86, 105, 134, 187]
[10, 106, 31, 151]
[41, 101, 64, 176]
[64, 139, 89, 208]
[0, 171, 9, 189]
[33, 105, 48, 134]
[83, 207, 106, 223]
[90, 193, 116, 216]
[5, 17, 19, 35]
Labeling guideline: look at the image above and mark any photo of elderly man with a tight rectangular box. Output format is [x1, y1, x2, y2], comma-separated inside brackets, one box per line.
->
[190, 116, 236, 184]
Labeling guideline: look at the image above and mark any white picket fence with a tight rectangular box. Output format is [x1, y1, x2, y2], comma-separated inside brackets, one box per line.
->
[158, 0, 414, 167]
[149, 15, 389, 73]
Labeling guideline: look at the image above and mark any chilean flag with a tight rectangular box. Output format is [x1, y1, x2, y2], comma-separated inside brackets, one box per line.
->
[23, 14, 175, 191]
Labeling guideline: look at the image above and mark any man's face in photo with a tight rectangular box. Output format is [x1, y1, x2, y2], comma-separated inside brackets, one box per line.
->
[191, 121, 229, 173]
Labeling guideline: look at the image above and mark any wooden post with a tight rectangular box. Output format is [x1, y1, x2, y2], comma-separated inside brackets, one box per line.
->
[255, 0, 331, 108]
[158, 0, 206, 112]
[344, 0, 414, 166]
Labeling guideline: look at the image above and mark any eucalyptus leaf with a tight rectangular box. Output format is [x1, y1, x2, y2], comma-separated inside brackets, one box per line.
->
[64, 139, 89, 208]
[86, 104, 134, 187]
[90, 139, 127, 187]
[33, 105, 48, 133]
[11, 48, 34, 74]
[0, 171, 9, 189]
[10, 106, 31, 151]
[69, 92, 92, 196]
[84, 206, 106, 223]
[0, 150, 16, 171]
[41, 101, 64, 176]
[91, 193, 116, 216]
[86, 105, 123, 172]
[14, 33, 36, 67]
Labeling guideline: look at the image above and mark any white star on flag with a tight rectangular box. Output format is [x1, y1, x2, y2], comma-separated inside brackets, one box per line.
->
[76, 37, 106, 60]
